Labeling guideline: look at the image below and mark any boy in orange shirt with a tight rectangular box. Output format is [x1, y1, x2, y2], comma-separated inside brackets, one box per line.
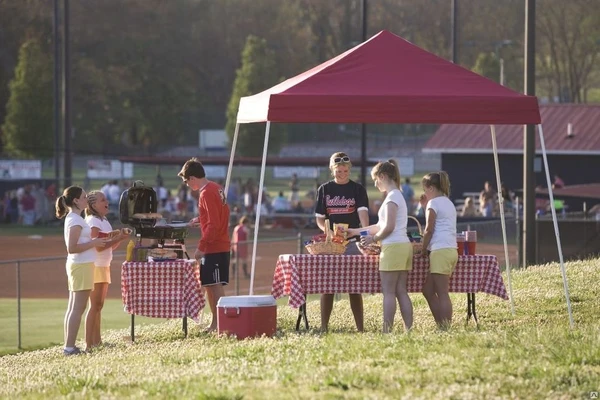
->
[179, 158, 231, 332]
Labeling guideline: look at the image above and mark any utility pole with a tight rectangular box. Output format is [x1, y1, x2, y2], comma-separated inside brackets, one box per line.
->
[360, 0, 368, 187]
[53, 0, 61, 187]
[63, 0, 72, 188]
[451, 0, 458, 63]
[523, 0, 536, 266]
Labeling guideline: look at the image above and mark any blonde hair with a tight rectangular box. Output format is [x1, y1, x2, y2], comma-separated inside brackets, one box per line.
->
[422, 171, 451, 197]
[371, 159, 401, 189]
[329, 152, 352, 170]
[85, 190, 105, 219]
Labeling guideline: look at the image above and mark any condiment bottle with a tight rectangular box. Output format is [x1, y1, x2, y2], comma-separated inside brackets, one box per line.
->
[126, 239, 135, 262]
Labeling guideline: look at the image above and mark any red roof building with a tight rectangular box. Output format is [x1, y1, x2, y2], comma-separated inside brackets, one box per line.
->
[422, 104, 600, 207]
[424, 104, 600, 155]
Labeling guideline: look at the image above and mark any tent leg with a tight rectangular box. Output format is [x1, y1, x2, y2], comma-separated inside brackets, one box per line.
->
[224, 123, 240, 200]
[537, 124, 574, 328]
[490, 125, 515, 316]
[249, 122, 271, 295]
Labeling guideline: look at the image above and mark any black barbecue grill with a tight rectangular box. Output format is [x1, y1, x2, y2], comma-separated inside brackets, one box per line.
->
[119, 180, 193, 341]
[119, 180, 189, 253]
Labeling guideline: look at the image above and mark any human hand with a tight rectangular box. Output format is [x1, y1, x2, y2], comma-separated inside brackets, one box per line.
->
[346, 228, 360, 237]
[188, 218, 200, 228]
[361, 235, 375, 245]
[93, 237, 110, 248]
[419, 193, 428, 209]
[194, 249, 204, 262]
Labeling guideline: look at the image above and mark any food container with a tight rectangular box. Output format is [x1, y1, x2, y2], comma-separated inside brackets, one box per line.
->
[217, 295, 277, 340]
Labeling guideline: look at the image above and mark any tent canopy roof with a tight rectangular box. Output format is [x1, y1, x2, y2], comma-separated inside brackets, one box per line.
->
[237, 30, 541, 125]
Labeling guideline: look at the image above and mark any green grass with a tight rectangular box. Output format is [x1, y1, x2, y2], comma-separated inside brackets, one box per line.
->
[1, 258, 599, 398]
[0, 299, 168, 355]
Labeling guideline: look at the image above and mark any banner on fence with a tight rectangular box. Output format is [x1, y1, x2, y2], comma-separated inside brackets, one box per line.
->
[87, 160, 133, 179]
[0, 160, 42, 180]
[273, 166, 320, 179]
[204, 165, 227, 179]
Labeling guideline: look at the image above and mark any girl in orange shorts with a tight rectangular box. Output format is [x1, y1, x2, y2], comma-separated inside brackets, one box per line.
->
[85, 191, 128, 348]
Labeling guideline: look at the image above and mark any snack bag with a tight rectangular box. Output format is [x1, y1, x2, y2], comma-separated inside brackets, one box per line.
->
[333, 223, 349, 239]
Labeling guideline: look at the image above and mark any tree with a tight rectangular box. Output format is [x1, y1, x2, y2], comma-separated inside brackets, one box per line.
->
[1, 39, 53, 159]
[225, 35, 284, 157]
[472, 52, 501, 83]
[537, 0, 600, 103]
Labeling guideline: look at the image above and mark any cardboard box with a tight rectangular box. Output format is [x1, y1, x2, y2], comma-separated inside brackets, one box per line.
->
[217, 295, 277, 339]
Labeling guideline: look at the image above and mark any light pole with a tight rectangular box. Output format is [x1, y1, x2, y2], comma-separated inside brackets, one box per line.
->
[360, 0, 367, 187]
[494, 40, 512, 86]
[451, 0, 458, 63]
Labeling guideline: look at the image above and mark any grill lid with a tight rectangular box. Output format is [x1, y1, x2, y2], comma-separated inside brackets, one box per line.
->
[119, 180, 158, 225]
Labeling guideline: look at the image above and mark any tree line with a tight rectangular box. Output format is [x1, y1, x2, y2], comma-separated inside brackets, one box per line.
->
[0, 0, 598, 159]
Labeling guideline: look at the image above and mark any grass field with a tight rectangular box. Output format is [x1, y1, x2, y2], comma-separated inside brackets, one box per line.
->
[1, 259, 599, 399]
[0, 299, 168, 356]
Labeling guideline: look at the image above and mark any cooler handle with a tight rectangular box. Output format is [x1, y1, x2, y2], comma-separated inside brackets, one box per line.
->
[223, 307, 240, 317]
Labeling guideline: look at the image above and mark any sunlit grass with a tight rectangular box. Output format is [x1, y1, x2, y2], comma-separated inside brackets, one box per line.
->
[1, 258, 599, 398]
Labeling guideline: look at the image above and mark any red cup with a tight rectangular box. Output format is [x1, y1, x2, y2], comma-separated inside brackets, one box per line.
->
[456, 232, 465, 255]
[464, 231, 477, 255]
[466, 241, 477, 255]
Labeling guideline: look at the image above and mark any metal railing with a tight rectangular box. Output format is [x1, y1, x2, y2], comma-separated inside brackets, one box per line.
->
[1, 235, 304, 350]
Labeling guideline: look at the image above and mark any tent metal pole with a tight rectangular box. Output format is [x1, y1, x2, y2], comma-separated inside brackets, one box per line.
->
[537, 124, 574, 328]
[490, 125, 515, 316]
[249, 122, 271, 295]
[224, 123, 240, 200]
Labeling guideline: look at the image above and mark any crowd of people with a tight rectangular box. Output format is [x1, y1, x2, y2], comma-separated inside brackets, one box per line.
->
[1, 183, 57, 225]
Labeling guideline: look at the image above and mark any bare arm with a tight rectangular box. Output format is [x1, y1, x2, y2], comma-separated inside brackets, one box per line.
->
[68, 225, 108, 254]
[316, 215, 326, 232]
[90, 226, 126, 251]
[373, 202, 397, 242]
[421, 208, 437, 253]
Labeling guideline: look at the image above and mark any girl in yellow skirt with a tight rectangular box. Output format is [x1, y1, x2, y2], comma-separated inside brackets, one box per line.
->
[419, 171, 458, 329]
[85, 191, 129, 348]
[55, 186, 109, 355]
[347, 159, 413, 333]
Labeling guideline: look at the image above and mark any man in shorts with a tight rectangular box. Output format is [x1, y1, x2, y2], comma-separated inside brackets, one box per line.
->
[179, 158, 231, 332]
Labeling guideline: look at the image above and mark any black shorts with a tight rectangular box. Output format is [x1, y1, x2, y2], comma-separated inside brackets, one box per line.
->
[200, 252, 230, 286]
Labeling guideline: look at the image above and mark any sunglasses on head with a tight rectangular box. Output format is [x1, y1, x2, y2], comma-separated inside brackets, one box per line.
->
[333, 156, 350, 164]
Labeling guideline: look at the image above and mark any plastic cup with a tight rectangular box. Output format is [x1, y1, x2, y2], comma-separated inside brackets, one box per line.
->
[464, 231, 477, 255]
[456, 233, 465, 255]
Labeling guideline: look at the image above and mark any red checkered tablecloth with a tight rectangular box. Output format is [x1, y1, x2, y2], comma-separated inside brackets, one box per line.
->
[121, 259, 205, 321]
[271, 254, 508, 308]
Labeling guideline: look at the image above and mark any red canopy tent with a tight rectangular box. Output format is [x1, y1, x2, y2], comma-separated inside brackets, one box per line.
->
[237, 30, 540, 125]
[228, 30, 571, 326]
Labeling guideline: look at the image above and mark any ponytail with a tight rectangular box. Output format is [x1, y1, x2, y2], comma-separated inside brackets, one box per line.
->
[55, 195, 67, 219]
[439, 171, 451, 197]
[422, 171, 452, 197]
[370, 159, 401, 189]
[54, 186, 84, 219]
